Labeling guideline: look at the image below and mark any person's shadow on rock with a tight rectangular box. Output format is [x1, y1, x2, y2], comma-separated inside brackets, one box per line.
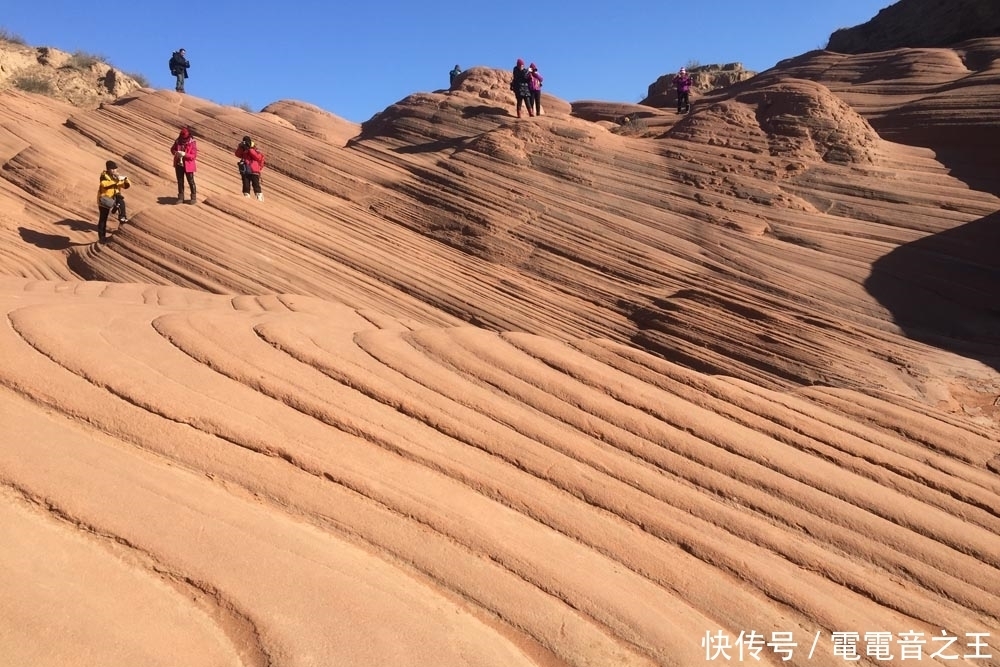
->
[54, 219, 98, 232]
[19, 226, 84, 250]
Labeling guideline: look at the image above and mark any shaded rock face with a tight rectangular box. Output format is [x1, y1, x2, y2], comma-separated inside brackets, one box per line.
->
[0, 41, 143, 107]
[827, 0, 1000, 53]
[641, 62, 757, 108]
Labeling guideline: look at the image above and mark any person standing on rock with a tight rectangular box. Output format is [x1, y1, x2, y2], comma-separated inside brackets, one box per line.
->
[235, 135, 266, 201]
[510, 58, 533, 118]
[96, 160, 130, 243]
[169, 48, 189, 93]
[170, 126, 198, 204]
[673, 66, 692, 114]
[528, 63, 544, 116]
[450, 64, 462, 89]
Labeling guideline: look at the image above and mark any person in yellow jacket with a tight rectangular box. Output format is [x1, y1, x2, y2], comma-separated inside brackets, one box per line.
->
[97, 160, 130, 243]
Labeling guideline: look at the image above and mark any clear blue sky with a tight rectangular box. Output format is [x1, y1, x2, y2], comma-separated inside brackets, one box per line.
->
[2, 1, 892, 123]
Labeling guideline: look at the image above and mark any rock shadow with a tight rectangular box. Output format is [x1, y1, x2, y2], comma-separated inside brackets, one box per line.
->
[394, 136, 469, 154]
[864, 209, 1000, 373]
[461, 105, 509, 119]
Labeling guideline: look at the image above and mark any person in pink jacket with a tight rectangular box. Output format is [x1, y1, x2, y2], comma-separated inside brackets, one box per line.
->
[528, 63, 544, 117]
[673, 66, 693, 114]
[170, 126, 198, 204]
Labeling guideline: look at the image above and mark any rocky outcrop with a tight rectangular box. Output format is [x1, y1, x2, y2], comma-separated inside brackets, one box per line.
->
[827, 0, 1000, 53]
[641, 62, 757, 108]
[0, 39, 143, 107]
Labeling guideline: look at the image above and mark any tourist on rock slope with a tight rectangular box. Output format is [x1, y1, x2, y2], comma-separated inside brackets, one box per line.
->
[674, 66, 692, 114]
[96, 160, 130, 243]
[528, 63, 544, 117]
[235, 135, 266, 201]
[170, 126, 198, 204]
[169, 48, 190, 93]
[510, 58, 533, 118]
[450, 64, 462, 89]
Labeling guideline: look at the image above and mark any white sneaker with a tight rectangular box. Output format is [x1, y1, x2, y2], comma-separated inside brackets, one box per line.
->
[243, 193, 251, 198]
[255, 193, 263, 201]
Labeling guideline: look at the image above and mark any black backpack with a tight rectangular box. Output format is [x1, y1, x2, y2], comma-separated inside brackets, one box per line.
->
[169, 52, 181, 76]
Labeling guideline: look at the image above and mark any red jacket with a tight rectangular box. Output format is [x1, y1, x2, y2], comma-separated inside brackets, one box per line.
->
[235, 143, 265, 174]
[171, 137, 198, 173]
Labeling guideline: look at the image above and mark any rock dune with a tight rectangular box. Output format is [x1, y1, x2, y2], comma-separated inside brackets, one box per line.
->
[0, 18, 999, 667]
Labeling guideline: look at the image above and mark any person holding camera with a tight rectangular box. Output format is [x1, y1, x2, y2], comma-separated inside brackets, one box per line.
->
[235, 135, 266, 201]
[96, 160, 130, 243]
[673, 66, 693, 114]
[170, 126, 198, 204]
[528, 63, 544, 117]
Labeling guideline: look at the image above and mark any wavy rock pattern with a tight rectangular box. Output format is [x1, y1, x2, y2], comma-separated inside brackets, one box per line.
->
[1, 38, 999, 667]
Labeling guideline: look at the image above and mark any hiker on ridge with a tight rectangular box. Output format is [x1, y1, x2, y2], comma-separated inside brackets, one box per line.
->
[169, 48, 190, 93]
[96, 160, 130, 244]
[510, 58, 533, 118]
[528, 63, 543, 117]
[450, 64, 462, 89]
[170, 126, 198, 204]
[673, 66, 692, 114]
[235, 135, 266, 201]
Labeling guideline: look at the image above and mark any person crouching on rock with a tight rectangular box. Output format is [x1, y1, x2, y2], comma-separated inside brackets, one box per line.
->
[97, 160, 130, 243]
[235, 135, 266, 201]
[171, 126, 198, 204]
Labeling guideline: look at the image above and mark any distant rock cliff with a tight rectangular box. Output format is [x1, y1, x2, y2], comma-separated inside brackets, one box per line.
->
[827, 0, 1000, 53]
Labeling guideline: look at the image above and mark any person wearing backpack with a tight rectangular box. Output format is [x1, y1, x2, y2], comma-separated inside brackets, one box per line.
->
[170, 126, 198, 204]
[528, 63, 544, 117]
[449, 64, 462, 89]
[235, 135, 266, 201]
[169, 49, 189, 93]
[510, 58, 533, 118]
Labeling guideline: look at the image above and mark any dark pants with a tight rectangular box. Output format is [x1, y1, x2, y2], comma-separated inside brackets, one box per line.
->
[175, 73, 185, 92]
[175, 166, 196, 201]
[97, 194, 126, 241]
[241, 172, 262, 195]
[530, 90, 542, 116]
[516, 83, 533, 117]
[677, 90, 690, 112]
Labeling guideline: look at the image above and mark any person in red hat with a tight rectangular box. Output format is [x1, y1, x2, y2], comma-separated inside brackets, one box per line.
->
[170, 126, 198, 204]
[510, 58, 533, 118]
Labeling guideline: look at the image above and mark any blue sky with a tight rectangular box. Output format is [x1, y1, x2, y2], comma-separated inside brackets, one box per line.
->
[2, 1, 892, 124]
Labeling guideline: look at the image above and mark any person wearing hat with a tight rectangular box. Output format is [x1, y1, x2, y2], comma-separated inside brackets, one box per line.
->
[96, 160, 130, 243]
[170, 126, 199, 204]
[234, 135, 266, 200]
[510, 58, 533, 118]
[527, 63, 544, 117]
[169, 48, 190, 93]
[673, 66, 693, 114]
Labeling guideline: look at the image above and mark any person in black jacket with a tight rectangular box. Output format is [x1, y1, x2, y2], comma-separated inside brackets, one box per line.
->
[169, 48, 190, 93]
[510, 58, 533, 118]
